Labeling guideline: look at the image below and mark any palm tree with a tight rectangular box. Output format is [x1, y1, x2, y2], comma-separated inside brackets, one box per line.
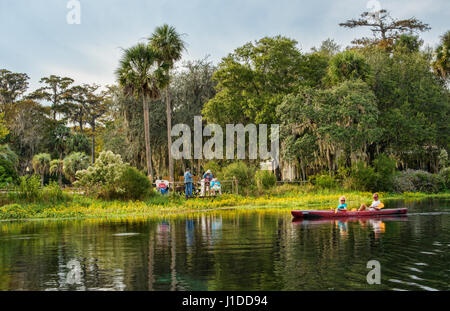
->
[432, 30, 450, 81]
[49, 159, 64, 186]
[149, 24, 186, 183]
[63, 152, 89, 183]
[116, 43, 168, 181]
[32, 153, 51, 186]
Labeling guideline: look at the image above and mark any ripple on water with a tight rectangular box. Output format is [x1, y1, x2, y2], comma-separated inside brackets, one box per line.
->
[388, 279, 439, 291]
[407, 267, 423, 273]
[112, 233, 140, 237]
[420, 251, 436, 255]
[409, 274, 424, 281]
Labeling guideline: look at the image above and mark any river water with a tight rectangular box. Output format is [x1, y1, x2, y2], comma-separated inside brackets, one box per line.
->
[0, 199, 448, 291]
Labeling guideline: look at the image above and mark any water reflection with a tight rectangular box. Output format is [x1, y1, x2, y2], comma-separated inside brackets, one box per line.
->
[0, 199, 448, 291]
[293, 216, 407, 239]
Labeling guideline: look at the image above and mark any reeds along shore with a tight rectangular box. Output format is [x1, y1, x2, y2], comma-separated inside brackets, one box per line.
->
[1, 186, 449, 220]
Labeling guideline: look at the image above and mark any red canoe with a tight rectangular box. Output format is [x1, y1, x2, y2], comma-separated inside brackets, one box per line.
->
[291, 208, 408, 219]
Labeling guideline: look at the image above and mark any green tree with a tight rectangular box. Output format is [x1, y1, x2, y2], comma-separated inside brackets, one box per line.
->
[432, 30, 450, 81]
[203, 36, 304, 125]
[149, 24, 186, 183]
[116, 43, 168, 181]
[0, 144, 18, 188]
[7, 100, 50, 172]
[277, 80, 380, 174]
[29, 75, 74, 120]
[32, 153, 51, 186]
[82, 84, 108, 163]
[0, 112, 9, 140]
[49, 159, 64, 186]
[63, 152, 89, 183]
[362, 46, 449, 170]
[326, 50, 371, 85]
[0, 69, 29, 108]
[66, 132, 91, 155]
[393, 34, 423, 53]
[51, 125, 71, 161]
[66, 85, 88, 133]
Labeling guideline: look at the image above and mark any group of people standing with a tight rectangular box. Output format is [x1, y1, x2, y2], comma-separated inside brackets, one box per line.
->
[184, 169, 222, 199]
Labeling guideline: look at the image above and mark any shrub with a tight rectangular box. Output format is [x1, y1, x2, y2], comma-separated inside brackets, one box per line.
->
[373, 154, 396, 191]
[75, 151, 152, 200]
[115, 166, 152, 200]
[222, 162, 256, 188]
[393, 169, 444, 193]
[349, 162, 378, 191]
[0, 157, 18, 188]
[255, 170, 277, 190]
[310, 173, 338, 189]
[75, 151, 126, 196]
[10, 175, 42, 202]
[439, 167, 450, 190]
[42, 181, 66, 202]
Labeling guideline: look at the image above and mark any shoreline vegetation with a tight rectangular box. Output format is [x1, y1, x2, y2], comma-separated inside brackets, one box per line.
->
[1, 11, 449, 224]
[1, 185, 449, 221]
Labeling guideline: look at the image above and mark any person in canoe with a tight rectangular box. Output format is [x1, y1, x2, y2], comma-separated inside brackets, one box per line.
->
[359, 193, 384, 211]
[335, 196, 348, 212]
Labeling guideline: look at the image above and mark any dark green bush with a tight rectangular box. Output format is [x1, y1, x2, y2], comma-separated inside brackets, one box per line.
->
[310, 173, 338, 189]
[349, 162, 378, 191]
[255, 170, 277, 190]
[115, 166, 152, 200]
[222, 162, 255, 188]
[0, 158, 18, 188]
[439, 167, 450, 190]
[373, 154, 396, 191]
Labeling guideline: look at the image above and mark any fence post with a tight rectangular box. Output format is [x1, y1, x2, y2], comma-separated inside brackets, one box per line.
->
[233, 176, 239, 195]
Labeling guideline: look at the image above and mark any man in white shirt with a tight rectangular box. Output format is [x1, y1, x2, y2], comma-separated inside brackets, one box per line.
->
[359, 193, 382, 211]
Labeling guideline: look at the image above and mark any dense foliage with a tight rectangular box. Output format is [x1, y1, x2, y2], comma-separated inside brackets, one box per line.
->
[0, 14, 449, 199]
[75, 151, 151, 200]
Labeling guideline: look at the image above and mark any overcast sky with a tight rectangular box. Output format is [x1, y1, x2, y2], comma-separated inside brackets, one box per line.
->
[1, 0, 449, 91]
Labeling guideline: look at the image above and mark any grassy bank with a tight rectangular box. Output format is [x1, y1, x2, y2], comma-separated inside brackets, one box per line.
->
[1, 184, 449, 220]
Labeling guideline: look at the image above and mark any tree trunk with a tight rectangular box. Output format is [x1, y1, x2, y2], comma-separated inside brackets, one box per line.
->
[91, 121, 96, 164]
[79, 111, 83, 134]
[143, 95, 153, 181]
[166, 89, 174, 183]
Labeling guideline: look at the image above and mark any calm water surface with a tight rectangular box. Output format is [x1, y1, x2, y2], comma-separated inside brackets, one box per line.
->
[0, 199, 449, 291]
